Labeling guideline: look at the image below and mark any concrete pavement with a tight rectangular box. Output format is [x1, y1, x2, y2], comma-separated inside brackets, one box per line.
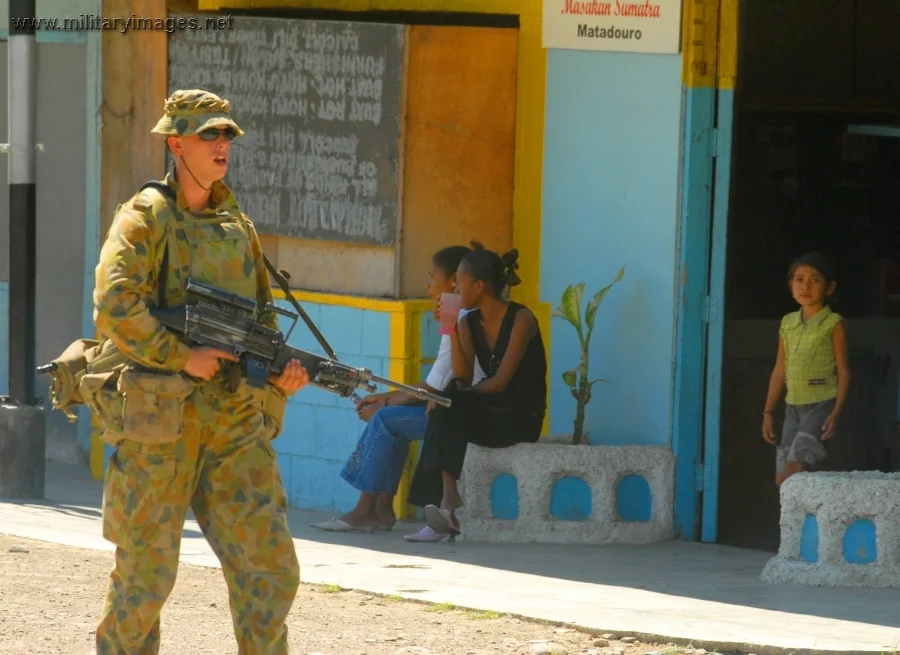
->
[2, 461, 900, 654]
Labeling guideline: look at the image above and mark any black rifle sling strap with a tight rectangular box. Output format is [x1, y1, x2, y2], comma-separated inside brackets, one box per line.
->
[259, 255, 339, 361]
[138, 180, 340, 362]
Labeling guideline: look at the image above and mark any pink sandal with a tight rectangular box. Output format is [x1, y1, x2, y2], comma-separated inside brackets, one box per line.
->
[424, 505, 461, 536]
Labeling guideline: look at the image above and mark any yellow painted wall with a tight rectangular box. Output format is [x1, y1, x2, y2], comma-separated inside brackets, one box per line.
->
[680, 0, 737, 90]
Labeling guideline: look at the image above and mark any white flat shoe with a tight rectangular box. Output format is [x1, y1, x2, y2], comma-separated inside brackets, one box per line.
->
[309, 517, 377, 533]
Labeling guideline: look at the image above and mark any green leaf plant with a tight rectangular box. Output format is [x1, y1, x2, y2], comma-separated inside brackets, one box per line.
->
[550, 265, 626, 445]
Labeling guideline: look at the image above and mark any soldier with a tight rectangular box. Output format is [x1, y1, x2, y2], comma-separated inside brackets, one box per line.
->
[91, 89, 308, 654]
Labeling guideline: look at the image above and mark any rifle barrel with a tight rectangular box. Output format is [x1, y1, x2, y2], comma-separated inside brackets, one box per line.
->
[368, 373, 452, 408]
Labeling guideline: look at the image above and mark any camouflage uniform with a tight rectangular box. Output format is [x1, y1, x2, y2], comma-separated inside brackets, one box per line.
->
[91, 90, 300, 654]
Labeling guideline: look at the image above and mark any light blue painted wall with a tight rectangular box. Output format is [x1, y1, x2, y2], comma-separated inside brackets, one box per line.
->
[540, 49, 684, 446]
[270, 300, 392, 514]
[0, 282, 7, 395]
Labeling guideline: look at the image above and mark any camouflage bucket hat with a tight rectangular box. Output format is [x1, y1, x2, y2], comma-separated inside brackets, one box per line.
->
[150, 89, 244, 138]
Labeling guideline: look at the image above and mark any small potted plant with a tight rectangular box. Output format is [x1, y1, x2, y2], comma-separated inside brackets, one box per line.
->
[550, 265, 626, 445]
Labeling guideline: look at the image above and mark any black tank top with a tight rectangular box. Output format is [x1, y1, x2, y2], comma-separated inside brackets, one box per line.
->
[465, 301, 548, 432]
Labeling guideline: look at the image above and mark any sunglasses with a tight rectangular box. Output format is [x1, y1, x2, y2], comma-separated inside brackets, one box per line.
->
[198, 128, 237, 141]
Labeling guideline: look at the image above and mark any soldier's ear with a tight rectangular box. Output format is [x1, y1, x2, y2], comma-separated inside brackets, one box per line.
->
[167, 136, 183, 156]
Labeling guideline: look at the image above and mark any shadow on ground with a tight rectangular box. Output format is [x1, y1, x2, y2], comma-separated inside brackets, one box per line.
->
[31, 460, 900, 634]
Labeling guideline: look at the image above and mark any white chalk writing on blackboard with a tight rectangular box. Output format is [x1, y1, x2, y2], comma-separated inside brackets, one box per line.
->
[167, 15, 403, 246]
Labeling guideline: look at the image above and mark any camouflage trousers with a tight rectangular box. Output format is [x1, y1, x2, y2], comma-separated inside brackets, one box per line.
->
[95, 382, 300, 655]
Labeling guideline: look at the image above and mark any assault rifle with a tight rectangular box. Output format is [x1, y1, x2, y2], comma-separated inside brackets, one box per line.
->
[141, 278, 451, 407]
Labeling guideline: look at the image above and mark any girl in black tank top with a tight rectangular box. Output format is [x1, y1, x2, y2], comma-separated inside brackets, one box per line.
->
[407, 242, 547, 537]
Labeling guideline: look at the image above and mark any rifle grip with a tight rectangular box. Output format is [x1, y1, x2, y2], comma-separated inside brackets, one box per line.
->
[226, 362, 242, 393]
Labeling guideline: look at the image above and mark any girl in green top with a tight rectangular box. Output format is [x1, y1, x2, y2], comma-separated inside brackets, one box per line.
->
[761, 253, 851, 487]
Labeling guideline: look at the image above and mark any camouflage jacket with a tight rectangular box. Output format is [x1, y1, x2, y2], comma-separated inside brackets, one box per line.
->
[92, 171, 277, 372]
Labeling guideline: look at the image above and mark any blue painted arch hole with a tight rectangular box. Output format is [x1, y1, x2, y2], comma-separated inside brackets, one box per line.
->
[843, 519, 877, 565]
[615, 474, 651, 522]
[799, 514, 819, 562]
[490, 473, 519, 520]
[550, 476, 592, 521]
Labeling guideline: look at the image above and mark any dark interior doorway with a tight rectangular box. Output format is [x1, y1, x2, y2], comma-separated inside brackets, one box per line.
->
[715, 0, 900, 551]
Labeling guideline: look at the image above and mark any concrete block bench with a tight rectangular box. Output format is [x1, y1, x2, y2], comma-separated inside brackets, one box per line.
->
[760, 471, 900, 588]
[456, 440, 674, 544]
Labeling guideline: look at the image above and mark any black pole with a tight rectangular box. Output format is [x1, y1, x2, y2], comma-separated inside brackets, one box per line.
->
[8, 0, 36, 404]
[0, 0, 45, 499]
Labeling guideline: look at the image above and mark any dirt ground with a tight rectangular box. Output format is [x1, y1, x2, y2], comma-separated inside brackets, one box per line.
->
[0, 533, 743, 655]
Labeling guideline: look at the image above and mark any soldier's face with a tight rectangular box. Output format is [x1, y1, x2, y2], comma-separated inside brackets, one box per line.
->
[170, 129, 233, 183]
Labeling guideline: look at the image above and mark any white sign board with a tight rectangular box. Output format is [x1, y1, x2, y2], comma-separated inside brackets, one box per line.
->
[543, 0, 683, 54]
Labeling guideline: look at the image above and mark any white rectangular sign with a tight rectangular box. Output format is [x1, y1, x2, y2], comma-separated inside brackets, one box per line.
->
[543, 0, 683, 54]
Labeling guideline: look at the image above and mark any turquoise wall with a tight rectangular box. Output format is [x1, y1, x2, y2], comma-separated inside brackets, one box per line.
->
[269, 298, 392, 513]
[540, 49, 684, 447]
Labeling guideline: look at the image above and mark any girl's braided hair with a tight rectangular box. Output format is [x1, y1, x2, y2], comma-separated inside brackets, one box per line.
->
[462, 241, 521, 296]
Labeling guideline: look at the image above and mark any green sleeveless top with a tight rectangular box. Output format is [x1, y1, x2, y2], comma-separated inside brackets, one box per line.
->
[779, 306, 842, 406]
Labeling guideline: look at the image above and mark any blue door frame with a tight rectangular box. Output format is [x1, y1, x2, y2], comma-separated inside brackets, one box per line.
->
[701, 87, 735, 542]
[673, 0, 738, 542]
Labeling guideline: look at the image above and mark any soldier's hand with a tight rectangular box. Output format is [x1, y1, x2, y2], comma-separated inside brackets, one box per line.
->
[270, 358, 309, 396]
[184, 347, 239, 381]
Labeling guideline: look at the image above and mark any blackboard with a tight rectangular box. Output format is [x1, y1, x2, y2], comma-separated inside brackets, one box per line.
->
[167, 14, 405, 246]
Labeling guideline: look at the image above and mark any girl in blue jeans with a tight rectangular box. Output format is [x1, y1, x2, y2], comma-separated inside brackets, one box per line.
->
[311, 245, 484, 541]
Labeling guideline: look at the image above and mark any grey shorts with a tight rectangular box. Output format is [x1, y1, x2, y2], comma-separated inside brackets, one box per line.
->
[776, 398, 835, 474]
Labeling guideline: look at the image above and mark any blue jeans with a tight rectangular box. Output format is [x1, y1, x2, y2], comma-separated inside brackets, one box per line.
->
[340, 404, 429, 495]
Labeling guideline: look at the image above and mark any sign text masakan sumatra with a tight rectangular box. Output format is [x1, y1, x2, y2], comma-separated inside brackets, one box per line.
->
[543, 0, 683, 54]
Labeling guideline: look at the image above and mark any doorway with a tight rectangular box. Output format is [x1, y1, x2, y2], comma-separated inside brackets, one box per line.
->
[713, 0, 900, 551]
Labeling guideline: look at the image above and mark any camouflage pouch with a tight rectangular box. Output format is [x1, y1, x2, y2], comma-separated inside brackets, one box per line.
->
[43, 338, 102, 421]
[81, 367, 194, 446]
[118, 369, 195, 444]
[43, 337, 132, 422]
[78, 369, 125, 444]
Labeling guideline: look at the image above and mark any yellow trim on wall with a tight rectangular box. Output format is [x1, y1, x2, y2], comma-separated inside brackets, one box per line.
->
[680, 0, 719, 89]
[271, 288, 409, 314]
[532, 300, 552, 437]
[717, 0, 738, 91]
[681, 0, 737, 91]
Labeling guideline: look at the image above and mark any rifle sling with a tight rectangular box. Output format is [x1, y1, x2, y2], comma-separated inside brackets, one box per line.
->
[138, 180, 340, 362]
[260, 255, 338, 362]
